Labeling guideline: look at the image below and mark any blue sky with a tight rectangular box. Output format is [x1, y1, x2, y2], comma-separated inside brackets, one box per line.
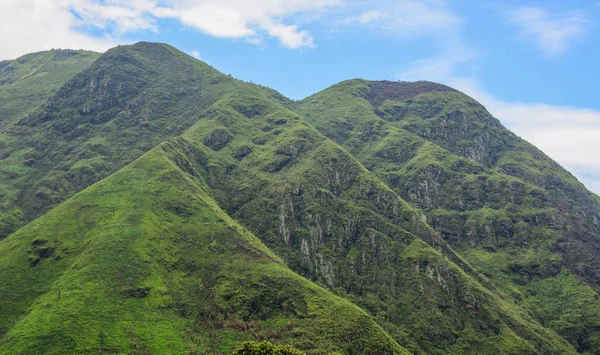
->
[1, 0, 600, 193]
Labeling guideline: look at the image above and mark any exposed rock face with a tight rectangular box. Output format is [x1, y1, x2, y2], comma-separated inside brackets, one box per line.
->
[367, 80, 457, 107]
[204, 128, 233, 151]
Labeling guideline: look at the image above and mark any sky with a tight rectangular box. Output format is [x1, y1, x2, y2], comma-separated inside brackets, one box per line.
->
[1, 0, 599, 194]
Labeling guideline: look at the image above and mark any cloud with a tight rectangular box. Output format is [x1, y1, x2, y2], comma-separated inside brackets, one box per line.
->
[0, 0, 340, 59]
[344, 10, 389, 25]
[191, 50, 201, 59]
[68, 0, 158, 34]
[399, 39, 475, 83]
[357, 10, 389, 25]
[261, 22, 314, 49]
[0, 0, 119, 59]
[508, 7, 589, 57]
[343, 0, 461, 38]
[150, 0, 340, 48]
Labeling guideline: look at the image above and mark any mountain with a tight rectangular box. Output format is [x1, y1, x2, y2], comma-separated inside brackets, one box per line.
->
[0, 137, 406, 354]
[295, 79, 600, 353]
[0, 49, 100, 130]
[0, 49, 100, 238]
[0, 42, 598, 354]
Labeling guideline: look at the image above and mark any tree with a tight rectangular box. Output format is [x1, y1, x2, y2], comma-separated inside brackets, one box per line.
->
[231, 341, 304, 355]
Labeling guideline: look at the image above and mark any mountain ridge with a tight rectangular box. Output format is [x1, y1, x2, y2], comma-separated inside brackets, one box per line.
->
[295, 78, 600, 352]
[0, 42, 598, 354]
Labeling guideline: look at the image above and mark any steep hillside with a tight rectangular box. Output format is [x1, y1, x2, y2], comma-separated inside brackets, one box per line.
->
[296, 79, 600, 353]
[166, 92, 574, 354]
[0, 49, 99, 129]
[0, 140, 406, 354]
[0, 50, 99, 238]
[0, 43, 241, 238]
[0, 43, 593, 354]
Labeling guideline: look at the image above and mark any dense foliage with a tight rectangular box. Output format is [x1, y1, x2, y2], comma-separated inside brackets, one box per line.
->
[232, 341, 304, 355]
[0, 42, 598, 354]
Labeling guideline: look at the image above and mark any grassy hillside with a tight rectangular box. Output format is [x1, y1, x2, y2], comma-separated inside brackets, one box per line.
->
[296, 79, 600, 353]
[0, 43, 244, 238]
[0, 49, 99, 130]
[0, 50, 100, 238]
[0, 43, 593, 354]
[155, 78, 574, 354]
[0, 140, 406, 354]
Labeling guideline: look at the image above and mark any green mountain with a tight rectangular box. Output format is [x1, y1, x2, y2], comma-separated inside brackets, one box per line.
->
[295, 79, 600, 353]
[0, 49, 99, 237]
[0, 42, 598, 354]
[0, 49, 100, 130]
[0, 138, 405, 354]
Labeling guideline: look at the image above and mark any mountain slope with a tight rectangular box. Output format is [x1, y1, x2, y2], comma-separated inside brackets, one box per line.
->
[0, 43, 241, 239]
[141, 73, 574, 354]
[0, 49, 99, 238]
[0, 49, 99, 130]
[295, 79, 600, 353]
[0, 139, 406, 354]
[0, 43, 591, 354]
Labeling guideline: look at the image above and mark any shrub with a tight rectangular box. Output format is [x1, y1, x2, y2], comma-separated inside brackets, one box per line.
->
[231, 341, 304, 355]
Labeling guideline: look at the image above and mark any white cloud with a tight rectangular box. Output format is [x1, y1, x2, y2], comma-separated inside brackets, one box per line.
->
[344, 10, 389, 25]
[357, 10, 388, 25]
[0, 0, 119, 59]
[0, 0, 339, 59]
[343, 0, 461, 38]
[191, 49, 201, 59]
[508, 7, 589, 57]
[399, 40, 474, 83]
[151, 0, 339, 48]
[68, 0, 158, 34]
[262, 21, 314, 49]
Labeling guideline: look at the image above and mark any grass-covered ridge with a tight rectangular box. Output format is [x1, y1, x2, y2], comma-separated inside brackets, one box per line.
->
[0, 42, 597, 354]
[0, 42, 245, 238]
[0, 139, 406, 354]
[0, 49, 100, 238]
[0, 49, 100, 130]
[296, 79, 600, 353]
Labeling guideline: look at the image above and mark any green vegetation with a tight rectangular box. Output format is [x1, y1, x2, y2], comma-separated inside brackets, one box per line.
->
[0, 140, 405, 354]
[296, 79, 600, 353]
[232, 341, 304, 355]
[0, 49, 99, 130]
[0, 42, 239, 237]
[0, 49, 99, 237]
[0, 43, 598, 353]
